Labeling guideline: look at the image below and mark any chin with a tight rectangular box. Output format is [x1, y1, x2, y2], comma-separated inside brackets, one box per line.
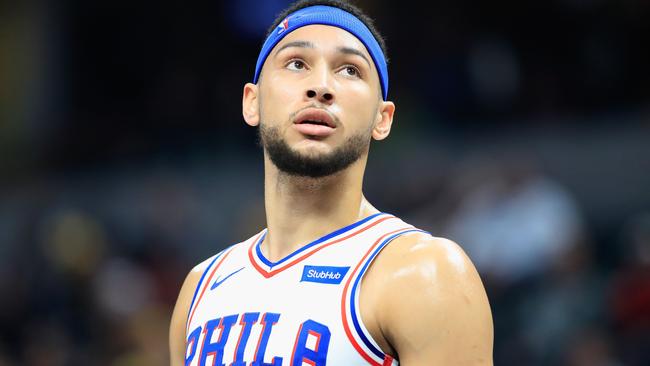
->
[291, 139, 336, 155]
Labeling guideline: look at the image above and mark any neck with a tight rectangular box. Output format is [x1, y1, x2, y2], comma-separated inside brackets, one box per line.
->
[261, 153, 378, 262]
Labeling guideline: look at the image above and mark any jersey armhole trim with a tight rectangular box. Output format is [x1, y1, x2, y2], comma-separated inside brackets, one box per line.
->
[184, 239, 244, 334]
[341, 226, 429, 365]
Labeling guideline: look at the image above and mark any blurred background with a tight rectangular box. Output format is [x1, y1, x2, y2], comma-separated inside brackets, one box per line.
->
[1, 0, 649, 365]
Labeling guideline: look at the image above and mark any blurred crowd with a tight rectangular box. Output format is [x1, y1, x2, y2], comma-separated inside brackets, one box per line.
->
[1, 0, 649, 365]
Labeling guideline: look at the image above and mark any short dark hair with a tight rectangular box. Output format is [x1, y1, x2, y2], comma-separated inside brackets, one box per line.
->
[266, 0, 388, 63]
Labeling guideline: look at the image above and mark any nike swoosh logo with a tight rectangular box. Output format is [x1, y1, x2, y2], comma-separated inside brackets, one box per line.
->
[211, 267, 245, 290]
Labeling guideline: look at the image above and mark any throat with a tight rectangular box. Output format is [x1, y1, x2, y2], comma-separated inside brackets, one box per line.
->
[275, 169, 340, 194]
[259, 209, 376, 264]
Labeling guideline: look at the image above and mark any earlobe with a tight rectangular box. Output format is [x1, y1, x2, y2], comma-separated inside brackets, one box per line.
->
[242, 83, 260, 127]
[372, 101, 395, 141]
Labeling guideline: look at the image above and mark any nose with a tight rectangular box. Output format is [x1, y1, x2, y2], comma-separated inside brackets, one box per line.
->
[305, 67, 335, 104]
[305, 87, 334, 103]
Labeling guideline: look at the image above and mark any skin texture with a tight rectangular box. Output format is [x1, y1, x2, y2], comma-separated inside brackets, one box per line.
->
[170, 24, 493, 365]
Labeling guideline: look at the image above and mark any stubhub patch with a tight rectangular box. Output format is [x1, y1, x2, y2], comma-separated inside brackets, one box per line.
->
[301, 265, 350, 285]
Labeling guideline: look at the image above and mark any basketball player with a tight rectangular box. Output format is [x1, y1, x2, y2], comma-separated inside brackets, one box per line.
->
[170, 1, 493, 365]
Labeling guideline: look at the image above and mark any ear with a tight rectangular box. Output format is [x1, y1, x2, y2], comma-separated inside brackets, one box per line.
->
[242, 82, 260, 127]
[372, 100, 395, 141]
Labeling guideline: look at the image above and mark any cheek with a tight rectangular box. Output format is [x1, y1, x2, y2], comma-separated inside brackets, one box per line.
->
[338, 85, 378, 128]
[259, 75, 300, 123]
[338, 80, 377, 106]
[267, 72, 303, 102]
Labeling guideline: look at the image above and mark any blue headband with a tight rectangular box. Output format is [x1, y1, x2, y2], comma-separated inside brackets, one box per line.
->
[253, 5, 389, 100]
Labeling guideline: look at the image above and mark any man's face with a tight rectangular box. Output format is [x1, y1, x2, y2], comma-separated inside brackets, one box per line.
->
[253, 24, 386, 178]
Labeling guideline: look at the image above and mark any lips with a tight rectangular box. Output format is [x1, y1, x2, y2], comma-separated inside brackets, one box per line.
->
[294, 108, 336, 127]
[292, 108, 337, 137]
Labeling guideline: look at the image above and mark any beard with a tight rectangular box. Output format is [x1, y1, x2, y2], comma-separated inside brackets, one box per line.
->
[258, 124, 370, 178]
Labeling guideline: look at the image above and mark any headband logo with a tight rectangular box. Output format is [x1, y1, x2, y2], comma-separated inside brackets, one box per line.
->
[277, 17, 290, 34]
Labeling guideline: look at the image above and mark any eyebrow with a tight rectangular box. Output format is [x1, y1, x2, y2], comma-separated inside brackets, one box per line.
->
[274, 41, 315, 56]
[273, 40, 371, 68]
[337, 46, 371, 67]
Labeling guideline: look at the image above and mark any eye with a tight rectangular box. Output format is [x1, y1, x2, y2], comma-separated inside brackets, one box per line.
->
[286, 59, 306, 71]
[338, 65, 361, 78]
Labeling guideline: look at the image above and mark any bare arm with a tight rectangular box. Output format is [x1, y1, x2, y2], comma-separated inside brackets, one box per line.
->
[369, 233, 494, 365]
[169, 265, 206, 366]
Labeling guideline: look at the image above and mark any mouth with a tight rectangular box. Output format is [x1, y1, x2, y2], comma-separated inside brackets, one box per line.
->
[292, 108, 337, 138]
[298, 120, 330, 127]
[293, 108, 337, 129]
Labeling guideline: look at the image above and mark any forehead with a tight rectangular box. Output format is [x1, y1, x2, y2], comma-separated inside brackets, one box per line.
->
[273, 24, 371, 58]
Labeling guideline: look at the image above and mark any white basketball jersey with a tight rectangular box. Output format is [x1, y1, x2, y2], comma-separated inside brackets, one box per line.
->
[184, 212, 427, 366]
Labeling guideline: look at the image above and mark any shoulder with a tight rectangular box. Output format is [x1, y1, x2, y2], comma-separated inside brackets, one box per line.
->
[179, 242, 244, 297]
[379, 231, 479, 284]
[366, 231, 488, 309]
[169, 245, 242, 364]
[363, 231, 494, 364]
[169, 255, 213, 364]
[171, 242, 244, 328]
[182, 254, 218, 293]
[171, 250, 227, 327]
